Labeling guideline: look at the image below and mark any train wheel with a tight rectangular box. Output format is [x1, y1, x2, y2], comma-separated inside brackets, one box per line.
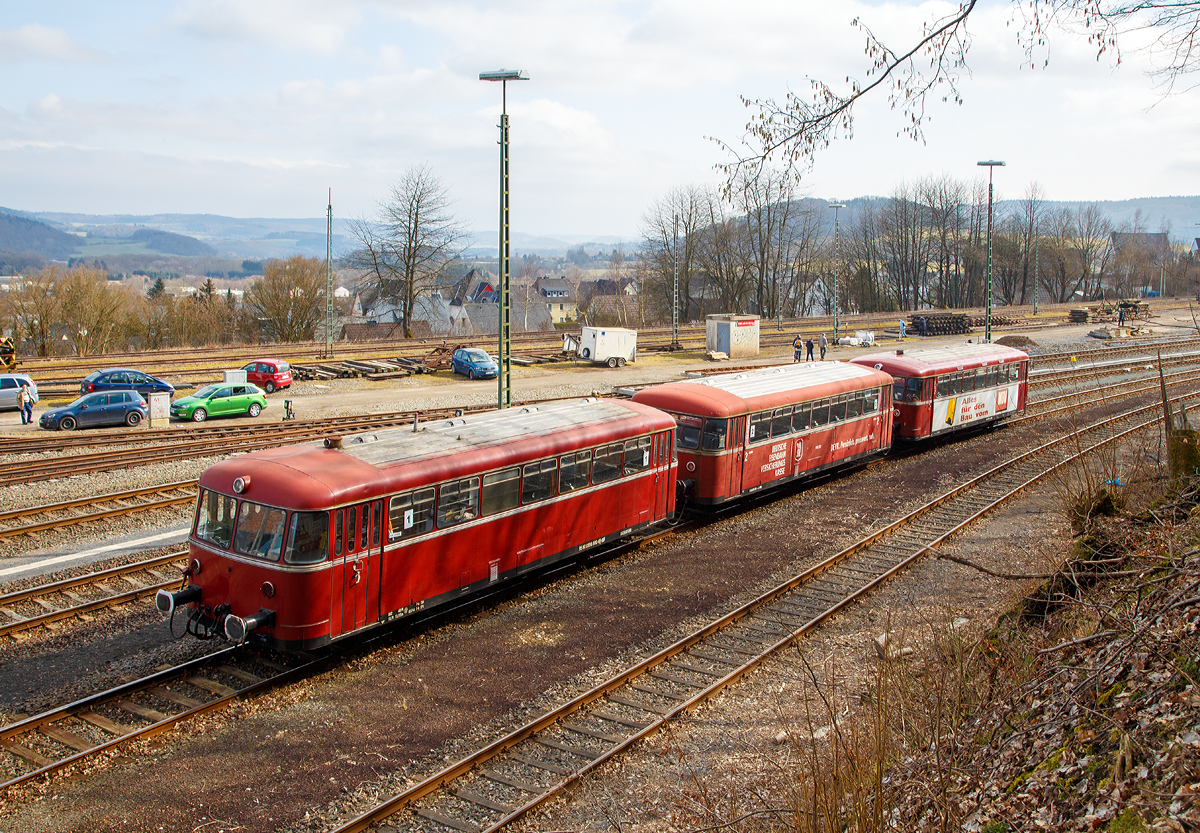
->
[265, 381, 275, 394]
[59, 416, 76, 431]
[125, 411, 142, 427]
[248, 402, 262, 417]
[607, 356, 618, 368]
[192, 408, 208, 423]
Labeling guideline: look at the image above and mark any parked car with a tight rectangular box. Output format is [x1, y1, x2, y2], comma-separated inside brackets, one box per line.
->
[170, 383, 267, 422]
[450, 348, 499, 380]
[81, 368, 174, 397]
[242, 359, 292, 394]
[0, 374, 38, 411]
[40, 391, 148, 430]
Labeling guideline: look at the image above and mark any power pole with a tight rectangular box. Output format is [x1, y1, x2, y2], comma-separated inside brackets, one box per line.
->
[324, 189, 334, 358]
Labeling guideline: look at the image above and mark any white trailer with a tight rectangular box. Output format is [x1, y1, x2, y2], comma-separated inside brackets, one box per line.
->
[572, 326, 638, 367]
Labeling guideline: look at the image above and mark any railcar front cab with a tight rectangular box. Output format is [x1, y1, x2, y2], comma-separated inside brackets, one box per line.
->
[157, 482, 330, 644]
[889, 357, 1027, 439]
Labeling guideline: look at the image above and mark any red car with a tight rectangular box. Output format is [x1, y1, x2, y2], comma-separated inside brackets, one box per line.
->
[242, 359, 292, 393]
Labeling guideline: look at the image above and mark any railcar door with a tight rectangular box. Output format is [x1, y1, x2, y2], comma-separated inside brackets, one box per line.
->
[653, 431, 670, 519]
[338, 501, 380, 634]
[727, 416, 745, 497]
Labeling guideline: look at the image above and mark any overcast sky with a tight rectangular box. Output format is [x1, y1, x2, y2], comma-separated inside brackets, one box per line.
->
[1, 1, 1196, 240]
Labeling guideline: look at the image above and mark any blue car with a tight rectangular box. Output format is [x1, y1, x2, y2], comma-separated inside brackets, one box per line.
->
[451, 348, 499, 380]
[40, 390, 149, 430]
[81, 367, 174, 398]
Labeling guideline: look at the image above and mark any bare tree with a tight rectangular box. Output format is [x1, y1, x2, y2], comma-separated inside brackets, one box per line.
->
[347, 164, 466, 338]
[721, 2, 1200, 182]
[8, 267, 61, 357]
[639, 186, 708, 323]
[245, 256, 326, 342]
[57, 265, 129, 356]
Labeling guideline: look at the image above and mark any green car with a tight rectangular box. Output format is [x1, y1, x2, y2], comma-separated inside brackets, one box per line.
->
[171, 383, 268, 422]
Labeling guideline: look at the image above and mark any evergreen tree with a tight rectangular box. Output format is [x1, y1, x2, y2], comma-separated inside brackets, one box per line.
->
[147, 277, 166, 299]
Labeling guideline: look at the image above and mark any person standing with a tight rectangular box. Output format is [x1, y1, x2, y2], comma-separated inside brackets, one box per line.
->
[818, 332, 828, 360]
[899, 320, 906, 340]
[18, 383, 33, 425]
[792, 333, 803, 362]
[919, 316, 927, 337]
[805, 338, 815, 361]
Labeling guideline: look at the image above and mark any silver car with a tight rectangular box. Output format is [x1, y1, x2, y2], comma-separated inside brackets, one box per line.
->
[0, 374, 38, 411]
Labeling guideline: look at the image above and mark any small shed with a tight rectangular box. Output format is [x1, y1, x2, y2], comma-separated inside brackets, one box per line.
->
[706, 314, 760, 358]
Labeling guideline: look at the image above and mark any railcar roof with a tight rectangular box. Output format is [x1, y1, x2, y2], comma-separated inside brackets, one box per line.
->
[853, 342, 1028, 375]
[337, 397, 663, 467]
[633, 362, 892, 418]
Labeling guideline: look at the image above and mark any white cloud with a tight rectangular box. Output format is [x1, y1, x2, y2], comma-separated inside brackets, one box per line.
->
[0, 23, 105, 63]
[168, 0, 356, 54]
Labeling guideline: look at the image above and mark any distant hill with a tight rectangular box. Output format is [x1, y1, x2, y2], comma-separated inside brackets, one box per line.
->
[129, 228, 216, 256]
[0, 210, 79, 259]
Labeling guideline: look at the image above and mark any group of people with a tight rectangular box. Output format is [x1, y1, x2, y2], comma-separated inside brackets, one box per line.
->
[792, 332, 828, 362]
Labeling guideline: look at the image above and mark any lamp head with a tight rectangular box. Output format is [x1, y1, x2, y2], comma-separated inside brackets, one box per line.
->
[977, 160, 1005, 167]
[480, 69, 529, 81]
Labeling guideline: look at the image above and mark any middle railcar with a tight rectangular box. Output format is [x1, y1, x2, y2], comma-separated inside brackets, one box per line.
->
[158, 397, 677, 651]
[631, 362, 895, 505]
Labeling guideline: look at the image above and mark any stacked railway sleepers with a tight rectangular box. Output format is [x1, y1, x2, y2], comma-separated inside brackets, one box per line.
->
[909, 312, 972, 335]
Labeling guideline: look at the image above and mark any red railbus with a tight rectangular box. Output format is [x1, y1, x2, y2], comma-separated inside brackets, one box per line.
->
[631, 362, 894, 505]
[157, 399, 677, 651]
[851, 343, 1030, 441]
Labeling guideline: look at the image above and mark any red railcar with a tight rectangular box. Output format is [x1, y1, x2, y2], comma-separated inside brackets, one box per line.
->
[850, 343, 1030, 441]
[157, 399, 677, 651]
[631, 362, 894, 505]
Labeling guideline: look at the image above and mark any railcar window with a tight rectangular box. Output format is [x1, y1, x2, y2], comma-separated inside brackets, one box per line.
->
[962, 370, 977, 392]
[233, 501, 286, 561]
[346, 506, 357, 554]
[283, 512, 329, 564]
[791, 404, 811, 432]
[864, 388, 880, 413]
[985, 366, 999, 387]
[558, 452, 592, 493]
[521, 460, 557, 503]
[389, 487, 435, 541]
[438, 477, 480, 527]
[829, 394, 847, 423]
[194, 489, 236, 549]
[592, 443, 623, 484]
[701, 419, 727, 450]
[371, 501, 381, 548]
[748, 411, 772, 444]
[937, 375, 950, 397]
[359, 505, 370, 550]
[334, 511, 343, 556]
[674, 415, 702, 449]
[892, 379, 906, 402]
[482, 468, 521, 515]
[623, 437, 652, 474]
[846, 391, 864, 418]
[904, 378, 923, 402]
[811, 399, 830, 427]
[771, 407, 792, 438]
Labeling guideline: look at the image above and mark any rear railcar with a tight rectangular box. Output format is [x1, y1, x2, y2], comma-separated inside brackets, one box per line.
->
[632, 362, 894, 505]
[158, 398, 677, 651]
[851, 343, 1030, 441]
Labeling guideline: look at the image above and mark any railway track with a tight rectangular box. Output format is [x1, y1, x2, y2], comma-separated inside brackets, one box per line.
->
[327, 395, 1164, 833]
[0, 552, 187, 638]
[0, 481, 198, 542]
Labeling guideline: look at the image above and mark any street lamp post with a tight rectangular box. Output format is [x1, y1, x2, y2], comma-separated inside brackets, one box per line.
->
[977, 160, 1005, 342]
[829, 202, 845, 341]
[480, 68, 529, 409]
